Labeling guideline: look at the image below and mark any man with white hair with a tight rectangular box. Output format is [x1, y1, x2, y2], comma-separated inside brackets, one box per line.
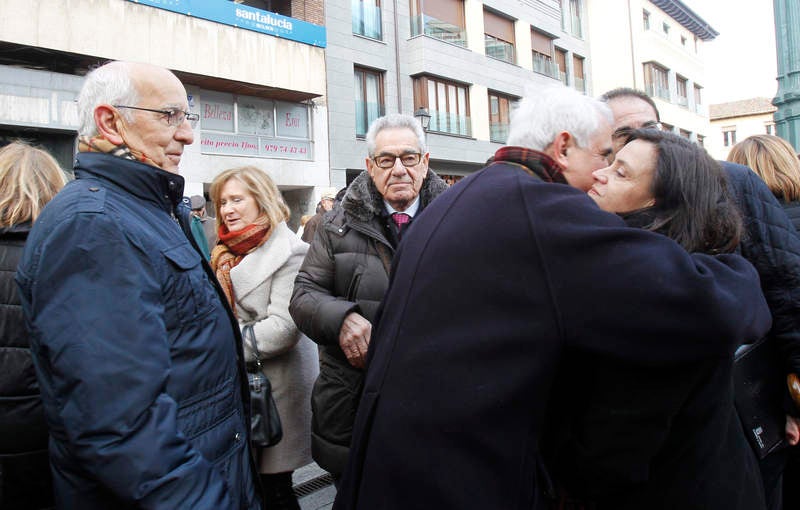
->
[332, 85, 772, 509]
[16, 61, 260, 509]
[290, 113, 447, 481]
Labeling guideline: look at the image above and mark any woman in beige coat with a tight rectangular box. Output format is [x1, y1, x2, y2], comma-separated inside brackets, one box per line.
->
[209, 166, 318, 510]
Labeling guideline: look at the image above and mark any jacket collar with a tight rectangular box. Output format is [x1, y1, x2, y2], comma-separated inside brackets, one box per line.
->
[341, 169, 448, 223]
[74, 152, 186, 214]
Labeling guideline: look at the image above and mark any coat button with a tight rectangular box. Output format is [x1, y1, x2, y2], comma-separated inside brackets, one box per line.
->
[234, 432, 241, 441]
[89, 187, 99, 192]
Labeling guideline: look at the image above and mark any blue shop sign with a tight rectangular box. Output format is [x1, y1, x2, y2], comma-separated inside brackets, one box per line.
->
[127, 0, 326, 48]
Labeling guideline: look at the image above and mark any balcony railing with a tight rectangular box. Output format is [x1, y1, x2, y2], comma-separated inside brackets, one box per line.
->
[532, 53, 559, 79]
[355, 100, 385, 137]
[352, 0, 382, 39]
[485, 35, 514, 63]
[428, 109, 471, 137]
[490, 122, 509, 143]
[645, 83, 670, 100]
[676, 96, 688, 107]
[573, 77, 586, 93]
[411, 15, 466, 46]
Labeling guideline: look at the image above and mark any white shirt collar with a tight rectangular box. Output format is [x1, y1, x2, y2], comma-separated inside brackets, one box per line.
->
[384, 197, 420, 218]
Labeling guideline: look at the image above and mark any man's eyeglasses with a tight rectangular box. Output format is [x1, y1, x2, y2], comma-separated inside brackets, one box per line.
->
[372, 152, 422, 169]
[612, 121, 662, 141]
[114, 105, 200, 128]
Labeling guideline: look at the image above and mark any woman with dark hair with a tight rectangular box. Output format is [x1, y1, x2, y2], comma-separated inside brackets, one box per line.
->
[0, 141, 67, 509]
[547, 130, 765, 509]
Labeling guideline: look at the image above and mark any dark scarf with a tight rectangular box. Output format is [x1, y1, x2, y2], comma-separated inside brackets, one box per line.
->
[491, 146, 568, 184]
[209, 217, 272, 316]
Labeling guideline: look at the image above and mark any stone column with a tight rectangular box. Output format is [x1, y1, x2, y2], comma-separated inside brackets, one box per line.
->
[774, 0, 800, 150]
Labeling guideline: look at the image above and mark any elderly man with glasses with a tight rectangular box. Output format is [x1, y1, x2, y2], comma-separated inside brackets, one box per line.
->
[290, 113, 447, 481]
[16, 61, 261, 509]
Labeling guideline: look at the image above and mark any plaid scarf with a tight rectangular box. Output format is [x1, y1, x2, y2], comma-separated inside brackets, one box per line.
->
[491, 146, 568, 184]
[78, 135, 160, 168]
[210, 217, 272, 317]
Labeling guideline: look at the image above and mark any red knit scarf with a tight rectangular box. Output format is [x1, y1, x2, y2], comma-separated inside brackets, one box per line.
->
[210, 217, 272, 316]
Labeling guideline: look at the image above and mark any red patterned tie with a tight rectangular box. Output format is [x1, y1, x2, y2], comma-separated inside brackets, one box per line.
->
[392, 212, 411, 237]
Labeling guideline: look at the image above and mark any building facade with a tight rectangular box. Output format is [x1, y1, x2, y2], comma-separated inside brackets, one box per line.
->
[0, 0, 328, 226]
[325, 0, 591, 186]
[586, 0, 716, 145]
[708, 97, 778, 160]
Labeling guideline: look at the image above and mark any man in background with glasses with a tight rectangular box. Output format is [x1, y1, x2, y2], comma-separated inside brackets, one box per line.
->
[16, 61, 261, 509]
[290, 113, 447, 483]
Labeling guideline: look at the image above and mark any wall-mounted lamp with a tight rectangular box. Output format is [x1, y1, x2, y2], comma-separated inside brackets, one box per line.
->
[414, 107, 431, 132]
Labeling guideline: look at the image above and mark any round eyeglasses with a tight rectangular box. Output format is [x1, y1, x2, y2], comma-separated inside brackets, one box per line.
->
[113, 105, 200, 128]
[372, 152, 422, 169]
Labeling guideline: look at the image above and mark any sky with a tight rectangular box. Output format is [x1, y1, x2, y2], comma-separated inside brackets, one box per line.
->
[690, 0, 778, 105]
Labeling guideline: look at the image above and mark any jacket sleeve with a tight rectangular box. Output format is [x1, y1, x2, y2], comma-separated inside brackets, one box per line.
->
[727, 164, 800, 378]
[244, 247, 307, 360]
[524, 181, 772, 365]
[18, 214, 235, 509]
[290, 223, 358, 346]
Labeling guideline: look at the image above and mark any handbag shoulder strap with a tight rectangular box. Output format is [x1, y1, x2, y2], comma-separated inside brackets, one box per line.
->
[242, 324, 263, 367]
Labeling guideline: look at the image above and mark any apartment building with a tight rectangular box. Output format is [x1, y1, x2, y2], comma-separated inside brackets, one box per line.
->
[0, 0, 328, 223]
[587, 0, 716, 145]
[708, 97, 778, 160]
[326, 0, 591, 186]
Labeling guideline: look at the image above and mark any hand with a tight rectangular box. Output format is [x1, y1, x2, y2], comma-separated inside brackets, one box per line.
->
[339, 312, 372, 369]
[787, 415, 800, 446]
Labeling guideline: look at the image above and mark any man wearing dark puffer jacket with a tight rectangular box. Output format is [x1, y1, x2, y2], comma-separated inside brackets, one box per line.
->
[290, 114, 447, 480]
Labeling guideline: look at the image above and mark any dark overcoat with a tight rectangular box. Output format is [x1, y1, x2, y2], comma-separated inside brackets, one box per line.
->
[334, 157, 771, 510]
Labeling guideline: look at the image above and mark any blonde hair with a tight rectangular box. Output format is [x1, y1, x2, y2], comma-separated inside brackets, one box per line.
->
[209, 166, 290, 229]
[727, 134, 800, 201]
[0, 142, 67, 227]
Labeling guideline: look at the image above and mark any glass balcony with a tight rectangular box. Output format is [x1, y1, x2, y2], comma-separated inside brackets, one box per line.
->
[352, 0, 382, 39]
[573, 77, 586, 93]
[428, 109, 471, 137]
[411, 15, 466, 46]
[645, 83, 670, 101]
[490, 123, 509, 143]
[532, 53, 559, 79]
[485, 35, 514, 63]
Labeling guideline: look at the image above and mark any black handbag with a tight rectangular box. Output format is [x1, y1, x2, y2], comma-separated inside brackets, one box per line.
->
[242, 324, 283, 448]
[733, 336, 786, 459]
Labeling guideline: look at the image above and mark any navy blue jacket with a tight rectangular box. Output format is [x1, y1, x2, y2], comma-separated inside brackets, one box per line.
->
[723, 162, 800, 385]
[334, 158, 772, 510]
[15, 153, 259, 510]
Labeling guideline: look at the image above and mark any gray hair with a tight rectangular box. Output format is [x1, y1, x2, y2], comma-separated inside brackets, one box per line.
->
[365, 113, 427, 156]
[77, 62, 139, 137]
[506, 85, 613, 150]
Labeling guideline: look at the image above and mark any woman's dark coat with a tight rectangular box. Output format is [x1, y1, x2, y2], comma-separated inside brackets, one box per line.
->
[0, 223, 54, 508]
[289, 170, 447, 475]
[333, 156, 771, 510]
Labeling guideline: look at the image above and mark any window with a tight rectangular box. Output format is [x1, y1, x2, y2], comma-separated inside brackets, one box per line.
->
[531, 29, 557, 78]
[676, 75, 688, 107]
[353, 0, 382, 39]
[642, 10, 650, 30]
[723, 127, 737, 147]
[693, 84, 703, 113]
[697, 134, 705, 147]
[661, 122, 674, 133]
[555, 47, 568, 85]
[643, 62, 669, 100]
[484, 10, 515, 63]
[199, 91, 312, 159]
[662, 22, 670, 35]
[766, 122, 775, 135]
[413, 75, 470, 136]
[572, 54, 585, 93]
[679, 128, 691, 139]
[354, 67, 384, 137]
[561, 0, 583, 38]
[411, 0, 466, 46]
[488, 91, 514, 143]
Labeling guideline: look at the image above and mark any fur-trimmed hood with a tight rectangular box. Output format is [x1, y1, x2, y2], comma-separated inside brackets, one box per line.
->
[340, 170, 448, 222]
